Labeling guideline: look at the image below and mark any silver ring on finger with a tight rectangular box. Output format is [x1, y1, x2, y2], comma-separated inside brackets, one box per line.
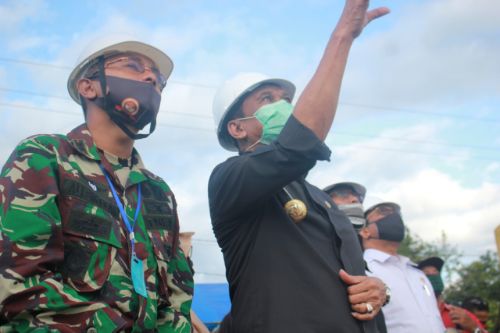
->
[366, 302, 374, 313]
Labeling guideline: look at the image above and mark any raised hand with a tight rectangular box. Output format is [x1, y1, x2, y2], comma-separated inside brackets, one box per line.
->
[338, 0, 390, 39]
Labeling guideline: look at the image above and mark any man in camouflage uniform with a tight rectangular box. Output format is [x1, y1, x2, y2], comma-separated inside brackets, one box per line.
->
[0, 39, 193, 332]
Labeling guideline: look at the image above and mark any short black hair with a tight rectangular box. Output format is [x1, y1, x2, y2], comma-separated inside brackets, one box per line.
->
[462, 296, 489, 312]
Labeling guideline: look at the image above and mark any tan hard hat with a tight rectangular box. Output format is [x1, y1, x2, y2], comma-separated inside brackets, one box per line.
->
[67, 36, 173, 104]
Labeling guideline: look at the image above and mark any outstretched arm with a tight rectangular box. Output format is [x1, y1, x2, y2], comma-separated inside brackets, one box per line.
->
[293, 0, 390, 140]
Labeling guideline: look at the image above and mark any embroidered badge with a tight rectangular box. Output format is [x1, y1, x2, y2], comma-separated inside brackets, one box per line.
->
[88, 180, 97, 192]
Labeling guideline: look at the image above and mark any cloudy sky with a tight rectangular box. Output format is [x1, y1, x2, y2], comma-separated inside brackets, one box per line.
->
[1, 0, 499, 283]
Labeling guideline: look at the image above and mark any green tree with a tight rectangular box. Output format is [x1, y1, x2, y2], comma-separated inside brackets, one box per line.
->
[397, 228, 500, 331]
[444, 251, 500, 332]
[398, 228, 461, 283]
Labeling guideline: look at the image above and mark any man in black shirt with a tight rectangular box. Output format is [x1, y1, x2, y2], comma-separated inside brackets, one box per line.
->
[209, 1, 390, 332]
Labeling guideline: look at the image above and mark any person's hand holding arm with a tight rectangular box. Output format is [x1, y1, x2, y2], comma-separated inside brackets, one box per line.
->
[339, 269, 387, 321]
[449, 305, 487, 333]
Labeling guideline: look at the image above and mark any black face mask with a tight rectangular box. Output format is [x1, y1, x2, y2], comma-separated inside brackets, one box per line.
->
[94, 75, 161, 140]
[369, 213, 405, 242]
[91, 56, 161, 140]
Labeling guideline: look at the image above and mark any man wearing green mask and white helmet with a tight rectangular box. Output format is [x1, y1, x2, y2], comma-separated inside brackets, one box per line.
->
[208, 1, 390, 332]
[0, 37, 193, 332]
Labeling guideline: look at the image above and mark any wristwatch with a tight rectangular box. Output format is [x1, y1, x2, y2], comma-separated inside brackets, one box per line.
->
[473, 328, 485, 333]
[383, 284, 391, 306]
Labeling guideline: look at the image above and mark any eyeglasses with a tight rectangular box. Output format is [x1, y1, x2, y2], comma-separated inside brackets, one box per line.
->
[85, 53, 167, 91]
[105, 55, 167, 90]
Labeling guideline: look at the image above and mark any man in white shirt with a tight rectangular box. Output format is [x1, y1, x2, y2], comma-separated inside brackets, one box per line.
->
[360, 202, 445, 333]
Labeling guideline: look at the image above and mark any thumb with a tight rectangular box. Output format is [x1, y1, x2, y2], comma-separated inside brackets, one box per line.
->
[339, 269, 362, 285]
[366, 7, 391, 25]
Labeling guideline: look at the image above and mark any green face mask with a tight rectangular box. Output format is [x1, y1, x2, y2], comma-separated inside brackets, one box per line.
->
[253, 100, 294, 145]
[427, 274, 445, 296]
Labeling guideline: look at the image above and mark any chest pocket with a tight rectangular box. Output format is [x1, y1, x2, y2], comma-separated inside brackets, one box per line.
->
[141, 182, 177, 301]
[59, 178, 122, 292]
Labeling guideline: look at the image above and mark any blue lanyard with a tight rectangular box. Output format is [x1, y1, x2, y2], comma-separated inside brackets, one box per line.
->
[99, 165, 142, 254]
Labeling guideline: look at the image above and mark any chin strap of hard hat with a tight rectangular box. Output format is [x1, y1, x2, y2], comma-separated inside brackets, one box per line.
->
[95, 56, 156, 140]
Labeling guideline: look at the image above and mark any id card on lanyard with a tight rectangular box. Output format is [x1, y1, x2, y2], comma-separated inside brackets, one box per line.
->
[100, 165, 147, 298]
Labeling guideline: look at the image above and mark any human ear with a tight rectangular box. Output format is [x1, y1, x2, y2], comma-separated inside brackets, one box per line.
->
[76, 78, 100, 100]
[227, 120, 247, 140]
[359, 227, 371, 240]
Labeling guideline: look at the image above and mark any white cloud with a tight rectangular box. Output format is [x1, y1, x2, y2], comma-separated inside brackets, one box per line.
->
[0, 0, 47, 31]
[0, 0, 53, 52]
[308, 122, 498, 259]
[383, 169, 499, 255]
[310, 122, 447, 188]
[342, 0, 500, 107]
[0, 97, 78, 160]
[485, 163, 500, 180]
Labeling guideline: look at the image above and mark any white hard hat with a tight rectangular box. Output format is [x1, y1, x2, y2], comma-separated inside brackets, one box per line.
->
[212, 72, 296, 151]
[67, 36, 173, 104]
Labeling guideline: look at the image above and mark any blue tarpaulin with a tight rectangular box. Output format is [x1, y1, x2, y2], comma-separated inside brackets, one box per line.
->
[192, 283, 231, 329]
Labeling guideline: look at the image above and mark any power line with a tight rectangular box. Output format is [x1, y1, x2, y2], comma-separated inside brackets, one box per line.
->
[0, 101, 213, 121]
[3, 85, 498, 124]
[1, 110, 498, 161]
[0, 57, 71, 70]
[0, 87, 69, 100]
[338, 144, 498, 162]
[333, 131, 498, 152]
[2, 102, 498, 156]
[2, 57, 499, 123]
[340, 102, 500, 123]
[0, 57, 215, 89]
[0, 88, 213, 119]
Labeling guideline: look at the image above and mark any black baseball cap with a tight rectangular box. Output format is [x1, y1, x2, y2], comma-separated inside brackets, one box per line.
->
[418, 257, 444, 272]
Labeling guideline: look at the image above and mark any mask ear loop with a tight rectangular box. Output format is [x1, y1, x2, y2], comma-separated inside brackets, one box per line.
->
[231, 116, 261, 152]
[244, 138, 261, 152]
[96, 55, 156, 140]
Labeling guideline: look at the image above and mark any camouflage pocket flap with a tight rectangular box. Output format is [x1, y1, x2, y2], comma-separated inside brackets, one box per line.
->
[64, 207, 122, 249]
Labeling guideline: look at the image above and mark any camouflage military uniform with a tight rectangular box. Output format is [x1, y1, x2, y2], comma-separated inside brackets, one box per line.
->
[0, 124, 193, 332]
